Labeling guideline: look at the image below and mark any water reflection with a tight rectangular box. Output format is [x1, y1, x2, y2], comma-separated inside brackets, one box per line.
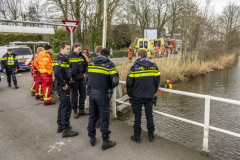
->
[118, 56, 240, 160]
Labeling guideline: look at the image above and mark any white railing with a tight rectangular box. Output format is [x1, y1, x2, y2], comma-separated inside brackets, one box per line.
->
[111, 80, 240, 154]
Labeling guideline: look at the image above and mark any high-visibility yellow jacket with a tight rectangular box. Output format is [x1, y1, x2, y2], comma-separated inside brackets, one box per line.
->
[34, 49, 53, 75]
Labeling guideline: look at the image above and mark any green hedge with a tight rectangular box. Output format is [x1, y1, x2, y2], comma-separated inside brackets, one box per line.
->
[0, 33, 43, 46]
[110, 50, 128, 58]
[52, 50, 128, 59]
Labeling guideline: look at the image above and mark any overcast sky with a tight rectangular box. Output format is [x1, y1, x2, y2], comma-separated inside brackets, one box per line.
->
[199, 0, 240, 14]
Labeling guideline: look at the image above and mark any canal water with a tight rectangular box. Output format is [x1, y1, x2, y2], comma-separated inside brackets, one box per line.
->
[118, 56, 240, 160]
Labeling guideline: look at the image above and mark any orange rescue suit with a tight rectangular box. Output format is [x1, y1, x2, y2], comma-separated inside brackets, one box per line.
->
[34, 49, 53, 75]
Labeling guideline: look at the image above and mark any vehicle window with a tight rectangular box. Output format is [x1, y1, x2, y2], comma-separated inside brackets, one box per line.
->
[144, 41, 148, 49]
[168, 41, 171, 45]
[139, 41, 143, 48]
[154, 41, 161, 47]
[12, 48, 32, 55]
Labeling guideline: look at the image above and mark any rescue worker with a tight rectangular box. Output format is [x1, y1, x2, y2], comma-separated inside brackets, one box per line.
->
[128, 47, 133, 62]
[54, 42, 78, 138]
[1, 48, 19, 89]
[161, 45, 165, 57]
[34, 45, 55, 105]
[150, 46, 154, 58]
[126, 49, 160, 143]
[165, 80, 172, 89]
[154, 45, 160, 58]
[86, 48, 119, 150]
[68, 43, 88, 119]
[30, 47, 44, 98]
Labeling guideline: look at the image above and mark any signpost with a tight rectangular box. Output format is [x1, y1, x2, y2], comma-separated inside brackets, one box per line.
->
[144, 29, 157, 40]
[62, 20, 79, 47]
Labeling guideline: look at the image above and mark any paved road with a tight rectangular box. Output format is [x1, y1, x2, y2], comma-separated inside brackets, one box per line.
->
[0, 71, 219, 160]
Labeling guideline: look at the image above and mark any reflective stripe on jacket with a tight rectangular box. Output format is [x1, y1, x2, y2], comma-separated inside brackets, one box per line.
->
[126, 58, 160, 98]
[86, 55, 119, 93]
[1, 53, 19, 69]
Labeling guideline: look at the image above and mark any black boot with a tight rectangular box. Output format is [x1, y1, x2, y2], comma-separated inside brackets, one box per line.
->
[149, 133, 154, 142]
[44, 101, 56, 106]
[73, 108, 79, 119]
[90, 137, 96, 146]
[96, 118, 100, 129]
[14, 84, 18, 89]
[101, 138, 116, 150]
[130, 135, 141, 143]
[78, 109, 89, 116]
[8, 82, 11, 87]
[62, 128, 78, 138]
[57, 125, 72, 133]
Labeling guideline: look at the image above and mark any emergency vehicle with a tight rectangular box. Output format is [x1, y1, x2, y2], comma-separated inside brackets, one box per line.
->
[135, 38, 151, 58]
[0, 45, 33, 70]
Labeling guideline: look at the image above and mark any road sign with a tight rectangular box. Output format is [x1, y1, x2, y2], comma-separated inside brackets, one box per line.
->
[62, 20, 79, 34]
[144, 29, 157, 40]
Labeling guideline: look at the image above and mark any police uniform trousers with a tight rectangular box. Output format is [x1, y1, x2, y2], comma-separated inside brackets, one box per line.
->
[41, 73, 53, 103]
[131, 97, 155, 136]
[69, 74, 86, 110]
[87, 92, 111, 139]
[57, 86, 72, 129]
[6, 67, 17, 85]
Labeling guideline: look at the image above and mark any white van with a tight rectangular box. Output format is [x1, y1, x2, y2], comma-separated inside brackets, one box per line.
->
[0, 45, 33, 70]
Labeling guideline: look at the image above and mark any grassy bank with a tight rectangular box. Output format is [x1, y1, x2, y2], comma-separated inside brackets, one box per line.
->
[116, 51, 238, 85]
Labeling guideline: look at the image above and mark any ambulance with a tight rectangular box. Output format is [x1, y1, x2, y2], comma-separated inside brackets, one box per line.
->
[0, 45, 33, 70]
[135, 38, 151, 58]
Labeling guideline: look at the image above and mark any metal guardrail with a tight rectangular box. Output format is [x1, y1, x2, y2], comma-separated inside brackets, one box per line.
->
[0, 19, 78, 27]
[111, 80, 240, 154]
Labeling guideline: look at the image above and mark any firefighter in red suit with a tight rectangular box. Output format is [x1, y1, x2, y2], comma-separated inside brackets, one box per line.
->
[30, 47, 44, 99]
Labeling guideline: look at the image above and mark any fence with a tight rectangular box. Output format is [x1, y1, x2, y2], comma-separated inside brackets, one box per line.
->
[111, 81, 240, 154]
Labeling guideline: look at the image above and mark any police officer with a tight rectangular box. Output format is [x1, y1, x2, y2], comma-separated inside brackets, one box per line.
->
[53, 42, 78, 138]
[94, 46, 103, 128]
[126, 49, 160, 143]
[68, 43, 88, 119]
[1, 48, 19, 89]
[86, 48, 119, 150]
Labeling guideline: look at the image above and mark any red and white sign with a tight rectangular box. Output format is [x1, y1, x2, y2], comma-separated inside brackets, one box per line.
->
[62, 20, 79, 34]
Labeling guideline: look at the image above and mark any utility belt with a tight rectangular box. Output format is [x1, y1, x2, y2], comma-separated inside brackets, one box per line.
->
[87, 86, 113, 99]
[55, 80, 69, 86]
[77, 72, 84, 75]
[6, 66, 15, 69]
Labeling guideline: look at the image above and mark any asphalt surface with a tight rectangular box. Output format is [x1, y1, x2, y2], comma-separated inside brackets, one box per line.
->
[0, 71, 219, 160]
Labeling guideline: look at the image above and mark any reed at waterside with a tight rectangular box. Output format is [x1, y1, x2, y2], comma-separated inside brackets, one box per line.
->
[116, 51, 237, 84]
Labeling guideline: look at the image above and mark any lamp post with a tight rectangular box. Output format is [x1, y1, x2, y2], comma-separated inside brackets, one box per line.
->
[102, 0, 108, 48]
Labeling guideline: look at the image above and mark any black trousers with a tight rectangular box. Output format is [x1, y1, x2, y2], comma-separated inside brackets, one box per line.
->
[6, 67, 17, 84]
[87, 92, 111, 139]
[131, 97, 155, 136]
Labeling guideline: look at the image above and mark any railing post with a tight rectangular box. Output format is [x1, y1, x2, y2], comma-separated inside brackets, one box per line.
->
[112, 88, 117, 118]
[202, 95, 211, 155]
